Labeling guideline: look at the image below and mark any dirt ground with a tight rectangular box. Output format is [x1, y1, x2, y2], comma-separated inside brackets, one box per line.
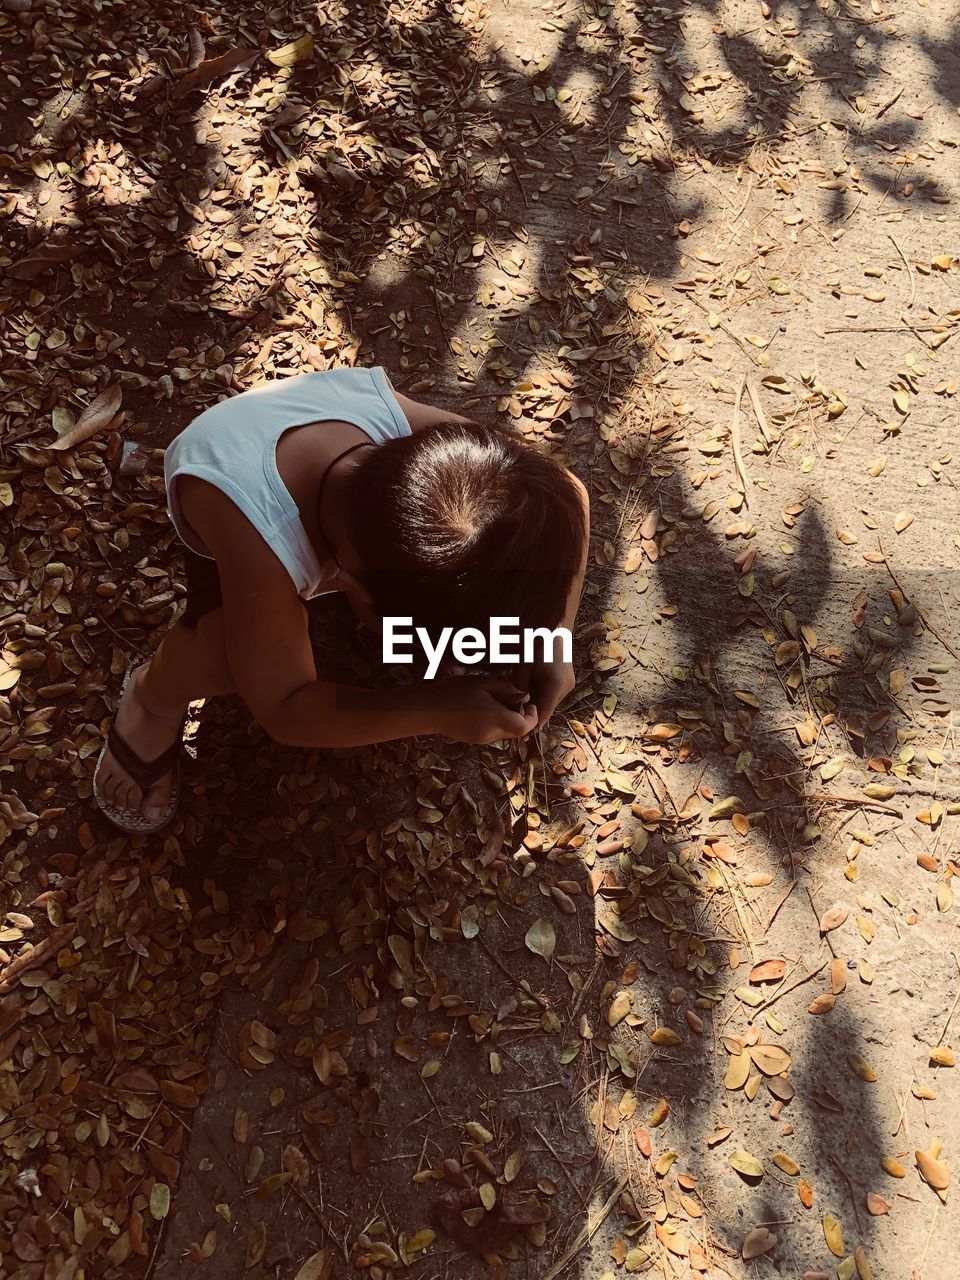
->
[1, 0, 959, 1278]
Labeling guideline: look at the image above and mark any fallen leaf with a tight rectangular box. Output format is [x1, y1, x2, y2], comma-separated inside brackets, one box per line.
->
[729, 1148, 764, 1179]
[749, 959, 786, 984]
[524, 918, 556, 961]
[173, 46, 258, 98]
[650, 1027, 682, 1047]
[823, 1215, 844, 1257]
[916, 1148, 951, 1192]
[267, 34, 315, 67]
[49, 386, 122, 451]
[742, 1227, 777, 1260]
[294, 1251, 334, 1280]
[749, 1044, 791, 1076]
[819, 903, 849, 933]
[848, 1053, 877, 1082]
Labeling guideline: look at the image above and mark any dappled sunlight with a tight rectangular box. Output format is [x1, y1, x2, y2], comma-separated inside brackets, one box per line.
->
[0, 0, 957, 1276]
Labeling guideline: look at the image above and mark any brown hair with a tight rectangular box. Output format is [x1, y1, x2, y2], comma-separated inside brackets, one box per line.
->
[340, 422, 586, 644]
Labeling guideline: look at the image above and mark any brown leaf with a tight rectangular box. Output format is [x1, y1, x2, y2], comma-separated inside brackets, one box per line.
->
[818, 903, 849, 934]
[749, 959, 786, 984]
[6, 243, 75, 280]
[173, 46, 258, 99]
[742, 1227, 777, 1259]
[916, 1148, 951, 1191]
[749, 1043, 791, 1076]
[294, 1252, 333, 1280]
[808, 993, 837, 1015]
[49, 386, 122, 451]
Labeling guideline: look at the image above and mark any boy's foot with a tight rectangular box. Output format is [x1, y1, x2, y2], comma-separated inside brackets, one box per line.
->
[94, 663, 188, 828]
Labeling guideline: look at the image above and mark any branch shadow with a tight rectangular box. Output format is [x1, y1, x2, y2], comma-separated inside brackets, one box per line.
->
[0, 0, 948, 1275]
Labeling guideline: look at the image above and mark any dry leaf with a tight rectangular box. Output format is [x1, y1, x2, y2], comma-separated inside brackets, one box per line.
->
[729, 1149, 764, 1179]
[267, 34, 315, 67]
[749, 958, 786, 983]
[818, 903, 849, 933]
[916, 1148, 951, 1192]
[848, 1053, 877, 1082]
[749, 1044, 791, 1076]
[742, 1227, 777, 1259]
[822, 1215, 844, 1257]
[49, 386, 122, 451]
[293, 1249, 335, 1280]
[524, 918, 556, 961]
[173, 46, 258, 98]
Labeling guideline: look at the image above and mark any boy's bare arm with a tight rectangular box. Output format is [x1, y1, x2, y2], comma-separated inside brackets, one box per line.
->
[191, 485, 534, 748]
[387, 381, 476, 433]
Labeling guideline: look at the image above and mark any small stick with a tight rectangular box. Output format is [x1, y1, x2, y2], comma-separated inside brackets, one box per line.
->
[888, 236, 916, 308]
[533, 1125, 584, 1194]
[731, 175, 754, 224]
[754, 957, 828, 1014]
[918, 1203, 939, 1273]
[806, 887, 838, 958]
[936, 953, 960, 1046]
[718, 863, 757, 963]
[813, 792, 903, 816]
[292, 1185, 350, 1262]
[478, 936, 549, 1006]
[831, 1155, 864, 1233]
[820, 321, 957, 334]
[879, 539, 960, 660]
[875, 85, 904, 118]
[760, 879, 796, 937]
[731, 375, 749, 506]
[541, 1174, 630, 1280]
[0, 923, 78, 995]
[745, 376, 773, 445]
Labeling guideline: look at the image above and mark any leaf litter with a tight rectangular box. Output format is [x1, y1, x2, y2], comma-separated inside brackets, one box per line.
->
[1, 0, 959, 1274]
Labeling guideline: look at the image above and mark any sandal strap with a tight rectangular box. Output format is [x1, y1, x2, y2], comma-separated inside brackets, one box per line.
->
[107, 719, 183, 791]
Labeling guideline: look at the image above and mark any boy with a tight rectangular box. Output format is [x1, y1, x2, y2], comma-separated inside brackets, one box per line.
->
[94, 365, 589, 834]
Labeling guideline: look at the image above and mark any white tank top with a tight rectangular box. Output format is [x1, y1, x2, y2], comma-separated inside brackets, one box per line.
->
[163, 366, 412, 600]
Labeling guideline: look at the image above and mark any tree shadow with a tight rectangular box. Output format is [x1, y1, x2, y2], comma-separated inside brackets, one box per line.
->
[0, 0, 948, 1275]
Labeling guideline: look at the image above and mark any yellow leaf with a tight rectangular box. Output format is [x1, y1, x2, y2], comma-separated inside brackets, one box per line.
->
[724, 1050, 751, 1090]
[729, 1148, 764, 1179]
[405, 1230, 434, 1256]
[748, 1044, 791, 1076]
[916, 1148, 951, 1191]
[650, 1027, 681, 1047]
[823, 1214, 844, 1257]
[267, 34, 314, 66]
[848, 1053, 877, 1082]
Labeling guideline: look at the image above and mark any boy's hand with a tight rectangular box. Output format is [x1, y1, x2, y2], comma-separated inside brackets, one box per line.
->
[431, 676, 538, 744]
[515, 660, 576, 730]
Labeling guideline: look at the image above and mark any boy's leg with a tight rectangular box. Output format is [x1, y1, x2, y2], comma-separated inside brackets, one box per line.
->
[97, 608, 234, 822]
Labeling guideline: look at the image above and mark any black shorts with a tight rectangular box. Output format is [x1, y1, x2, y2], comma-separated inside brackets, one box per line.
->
[180, 546, 223, 629]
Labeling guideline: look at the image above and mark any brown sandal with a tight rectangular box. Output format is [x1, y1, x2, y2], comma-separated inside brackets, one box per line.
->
[93, 662, 185, 835]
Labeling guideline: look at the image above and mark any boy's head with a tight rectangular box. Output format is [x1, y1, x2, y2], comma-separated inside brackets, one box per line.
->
[341, 422, 586, 642]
